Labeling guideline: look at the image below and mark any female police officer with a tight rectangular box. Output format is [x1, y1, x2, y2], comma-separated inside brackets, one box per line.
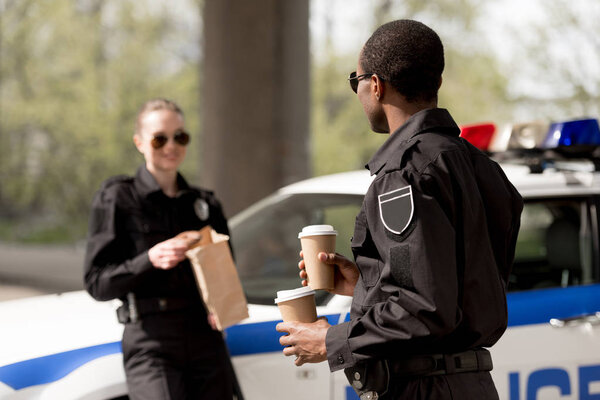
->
[84, 98, 235, 399]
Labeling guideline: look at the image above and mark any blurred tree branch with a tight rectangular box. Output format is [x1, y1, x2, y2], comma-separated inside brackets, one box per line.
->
[0, 0, 202, 242]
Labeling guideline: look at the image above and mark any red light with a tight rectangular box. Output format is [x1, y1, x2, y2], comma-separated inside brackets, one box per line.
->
[459, 123, 496, 151]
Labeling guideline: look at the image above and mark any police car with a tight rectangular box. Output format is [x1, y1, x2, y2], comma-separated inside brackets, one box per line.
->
[1, 118, 600, 400]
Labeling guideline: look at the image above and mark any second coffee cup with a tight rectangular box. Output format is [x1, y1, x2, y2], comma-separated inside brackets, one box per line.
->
[275, 287, 317, 323]
[298, 224, 337, 291]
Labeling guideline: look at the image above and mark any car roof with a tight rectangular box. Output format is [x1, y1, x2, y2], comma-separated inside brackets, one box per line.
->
[501, 162, 600, 198]
[229, 171, 373, 226]
[276, 161, 600, 200]
[277, 170, 374, 196]
[231, 158, 600, 231]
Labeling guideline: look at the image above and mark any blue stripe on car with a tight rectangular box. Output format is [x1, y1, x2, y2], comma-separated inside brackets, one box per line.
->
[346, 386, 360, 399]
[226, 313, 340, 356]
[0, 314, 339, 391]
[507, 284, 600, 327]
[339, 284, 600, 327]
[2, 284, 600, 391]
[0, 342, 122, 390]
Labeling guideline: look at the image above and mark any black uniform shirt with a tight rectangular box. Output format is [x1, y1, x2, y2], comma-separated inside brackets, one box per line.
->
[326, 108, 523, 372]
[84, 164, 229, 302]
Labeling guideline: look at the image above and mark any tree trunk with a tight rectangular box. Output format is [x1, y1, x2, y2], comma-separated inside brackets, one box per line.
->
[201, 0, 310, 216]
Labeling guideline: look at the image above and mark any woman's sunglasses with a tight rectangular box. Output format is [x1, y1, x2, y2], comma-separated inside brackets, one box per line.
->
[150, 130, 190, 149]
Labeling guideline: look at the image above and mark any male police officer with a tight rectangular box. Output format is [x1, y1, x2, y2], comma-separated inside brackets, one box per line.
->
[276, 20, 523, 399]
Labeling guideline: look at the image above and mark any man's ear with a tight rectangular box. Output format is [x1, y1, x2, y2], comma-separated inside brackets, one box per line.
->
[437, 75, 443, 89]
[372, 74, 385, 101]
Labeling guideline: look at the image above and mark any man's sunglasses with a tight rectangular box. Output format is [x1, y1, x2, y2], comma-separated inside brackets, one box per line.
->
[348, 71, 373, 93]
[151, 130, 190, 149]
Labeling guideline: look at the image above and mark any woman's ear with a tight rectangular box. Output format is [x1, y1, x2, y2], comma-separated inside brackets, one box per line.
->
[133, 134, 144, 153]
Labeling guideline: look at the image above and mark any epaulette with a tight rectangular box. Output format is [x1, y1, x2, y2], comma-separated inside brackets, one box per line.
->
[383, 138, 421, 174]
[100, 174, 134, 191]
[189, 185, 215, 198]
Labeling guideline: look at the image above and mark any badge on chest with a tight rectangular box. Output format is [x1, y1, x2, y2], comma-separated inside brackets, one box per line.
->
[194, 198, 210, 221]
[378, 186, 413, 235]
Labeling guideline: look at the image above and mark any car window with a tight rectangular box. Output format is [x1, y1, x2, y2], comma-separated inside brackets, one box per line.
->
[230, 193, 364, 305]
[509, 198, 597, 292]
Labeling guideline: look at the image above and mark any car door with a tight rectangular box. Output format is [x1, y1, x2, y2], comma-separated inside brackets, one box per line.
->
[491, 197, 600, 400]
[228, 192, 363, 400]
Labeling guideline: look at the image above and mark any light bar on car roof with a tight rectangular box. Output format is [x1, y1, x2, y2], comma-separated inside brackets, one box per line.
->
[541, 118, 600, 149]
[510, 121, 549, 150]
[459, 123, 496, 151]
[489, 121, 549, 152]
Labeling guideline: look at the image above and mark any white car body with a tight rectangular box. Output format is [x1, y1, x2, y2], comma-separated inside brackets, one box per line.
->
[2, 162, 600, 400]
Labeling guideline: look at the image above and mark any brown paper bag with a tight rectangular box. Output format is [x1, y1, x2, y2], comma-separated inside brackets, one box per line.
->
[185, 226, 249, 331]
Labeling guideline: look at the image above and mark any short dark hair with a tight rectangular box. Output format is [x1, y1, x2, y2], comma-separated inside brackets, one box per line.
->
[135, 98, 184, 135]
[360, 20, 444, 103]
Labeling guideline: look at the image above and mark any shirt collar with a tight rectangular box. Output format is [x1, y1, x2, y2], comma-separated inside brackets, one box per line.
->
[366, 108, 460, 175]
[134, 164, 191, 199]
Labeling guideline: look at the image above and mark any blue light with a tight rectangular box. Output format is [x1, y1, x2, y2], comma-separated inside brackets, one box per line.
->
[541, 118, 600, 148]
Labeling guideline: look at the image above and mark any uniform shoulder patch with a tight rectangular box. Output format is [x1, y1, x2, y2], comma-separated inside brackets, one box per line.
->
[97, 175, 134, 204]
[101, 174, 133, 190]
[378, 185, 414, 235]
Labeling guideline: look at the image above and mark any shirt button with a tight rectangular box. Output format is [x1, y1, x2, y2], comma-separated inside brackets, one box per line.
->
[158, 298, 167, 311]
[338, 355, 344, 364]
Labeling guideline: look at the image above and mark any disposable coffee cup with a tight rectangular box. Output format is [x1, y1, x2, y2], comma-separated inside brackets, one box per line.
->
[274, 287, 317, 323]
[298, 225, 337, 291]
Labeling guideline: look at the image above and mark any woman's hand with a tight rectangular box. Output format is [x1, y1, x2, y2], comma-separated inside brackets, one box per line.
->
[298, 251, 359, 296]
[148, 238, 189, 270]
[207, 313, 219, 331]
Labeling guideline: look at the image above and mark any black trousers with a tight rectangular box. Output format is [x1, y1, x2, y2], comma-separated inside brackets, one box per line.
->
[122, 309, 234, 400]
[381, 371, 499, 400]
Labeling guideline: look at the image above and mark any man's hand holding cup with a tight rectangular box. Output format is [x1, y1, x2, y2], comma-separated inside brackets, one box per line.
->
[298, 251, 359, 297]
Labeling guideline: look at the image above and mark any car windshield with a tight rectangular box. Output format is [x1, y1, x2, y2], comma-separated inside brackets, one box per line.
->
[230, 193, 364, 305]
[230, 189, 600, 305]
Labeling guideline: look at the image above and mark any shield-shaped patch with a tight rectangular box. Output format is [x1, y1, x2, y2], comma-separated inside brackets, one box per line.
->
[378, 185, 414, 235]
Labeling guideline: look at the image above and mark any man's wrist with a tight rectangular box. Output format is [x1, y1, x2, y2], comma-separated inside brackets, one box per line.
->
[325, 322, 355, 371]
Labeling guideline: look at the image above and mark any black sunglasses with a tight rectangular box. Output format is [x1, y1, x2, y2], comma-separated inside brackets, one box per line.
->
[151, 130, 190, 149]
[348, 71, 374, 93]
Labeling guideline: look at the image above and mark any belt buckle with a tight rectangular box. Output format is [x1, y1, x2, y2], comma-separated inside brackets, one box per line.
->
[360, 391, 378, 400]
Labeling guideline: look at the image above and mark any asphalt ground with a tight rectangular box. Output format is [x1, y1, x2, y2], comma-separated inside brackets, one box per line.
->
[0, 242, 84, 301]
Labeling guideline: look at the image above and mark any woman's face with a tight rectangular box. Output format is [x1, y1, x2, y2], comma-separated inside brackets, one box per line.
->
[134, 109, 187, 174]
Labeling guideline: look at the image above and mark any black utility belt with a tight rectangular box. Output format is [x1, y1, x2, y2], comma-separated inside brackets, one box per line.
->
[116, 297, 200, 324]
[389, 348, 493, 377]
[347, 348, 493, 399]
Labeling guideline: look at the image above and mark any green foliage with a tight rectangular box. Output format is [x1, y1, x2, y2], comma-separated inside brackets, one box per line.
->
[440, 48, 512, 125]
[0, 0, 201, 242]
[310, 0, 511, 178]
[500, 0, 600, 120]
[2, 0, 594, 245]
[311, 54, 386, 176]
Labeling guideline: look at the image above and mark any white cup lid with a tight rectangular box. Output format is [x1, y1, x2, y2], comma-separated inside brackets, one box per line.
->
[274, 286, 316, 304]
[298, 224, 338, 238]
